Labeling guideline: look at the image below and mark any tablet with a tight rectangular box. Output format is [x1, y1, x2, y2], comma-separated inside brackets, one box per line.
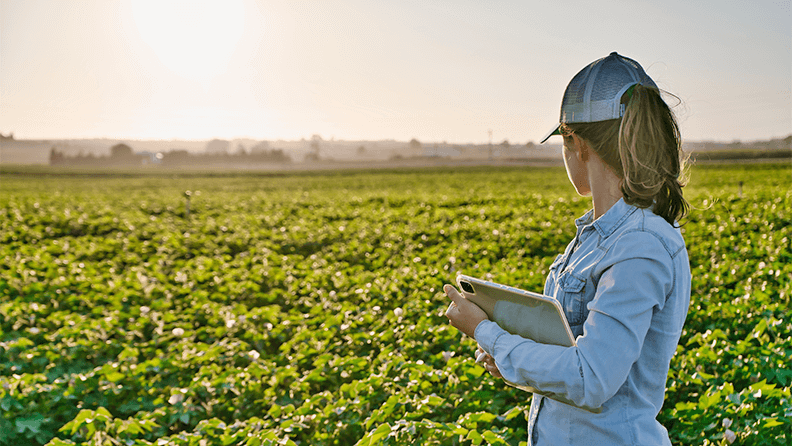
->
[456, 274, 575, 347]
[455, 274, 602, 413]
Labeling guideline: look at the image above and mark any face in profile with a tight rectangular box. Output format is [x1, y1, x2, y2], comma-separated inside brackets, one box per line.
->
[562, 134, 591, 197]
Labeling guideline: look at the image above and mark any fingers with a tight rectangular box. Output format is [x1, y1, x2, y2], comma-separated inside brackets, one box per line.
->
[475, 346, 490, 365]
[444, 301, 457, 318]
[444, 285, 462, 320]
[486, 362, 503, 378]
[474, 348, 503, 378]
[444, 283, 487, 338]
[443, 284, 464, 305]
[481, 355, 502, 378]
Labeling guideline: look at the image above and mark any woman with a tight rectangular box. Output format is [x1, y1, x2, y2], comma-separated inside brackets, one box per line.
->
[444, 52, 691, 445]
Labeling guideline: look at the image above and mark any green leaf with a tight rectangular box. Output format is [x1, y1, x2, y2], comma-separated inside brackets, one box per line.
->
[465, 412, 497, 424]
[450, 424, 468, 435]
[481, 430, 509, 445]
[43, 439, 76, 446]
[118, 346, 140, 361]
[500, 406, 525, 421]
[466, 429, 483, 445]
[675, 401, 697, 411]
[95, 407, 112, 420]
[367, 423, 392, 445]
[267, 404, 281, 418]
[105, 371, 125, 382]
[117, 419, 142, 435]
[16, 414, 46, 434]
[763, 417, 783, 428]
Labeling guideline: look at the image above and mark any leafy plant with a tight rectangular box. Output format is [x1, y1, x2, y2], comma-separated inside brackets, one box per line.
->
[0, 164, 789, 445]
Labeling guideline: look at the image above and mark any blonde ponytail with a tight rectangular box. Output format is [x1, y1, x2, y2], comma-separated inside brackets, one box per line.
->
[562, 85, 689, 226]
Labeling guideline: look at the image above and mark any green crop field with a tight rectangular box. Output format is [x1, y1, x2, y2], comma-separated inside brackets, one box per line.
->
[1, 163, 790, 446]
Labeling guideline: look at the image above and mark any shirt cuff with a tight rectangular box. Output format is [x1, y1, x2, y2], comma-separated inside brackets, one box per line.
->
[474, 320, 507, 355]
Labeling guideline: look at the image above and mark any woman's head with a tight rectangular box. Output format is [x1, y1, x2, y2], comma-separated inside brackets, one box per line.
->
[544, 53, 689, 225]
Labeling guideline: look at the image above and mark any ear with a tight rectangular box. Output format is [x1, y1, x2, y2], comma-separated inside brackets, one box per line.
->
[570, 133, 589, 162]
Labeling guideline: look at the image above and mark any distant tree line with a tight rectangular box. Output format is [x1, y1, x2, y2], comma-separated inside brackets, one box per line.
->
[50, 143, 143, 167]
[50, 142, 291, 167]
[686, 135, 791, 162]
[159, 147, 291, 167]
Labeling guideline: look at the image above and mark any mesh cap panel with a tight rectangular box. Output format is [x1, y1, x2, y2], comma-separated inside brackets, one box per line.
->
[558, 52, 657, 124]
[590, 64, 636, 102]
[562, 69, 590, 110]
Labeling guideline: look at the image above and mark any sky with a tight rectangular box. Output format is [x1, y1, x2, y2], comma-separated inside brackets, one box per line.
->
[1, 0, 790, 144]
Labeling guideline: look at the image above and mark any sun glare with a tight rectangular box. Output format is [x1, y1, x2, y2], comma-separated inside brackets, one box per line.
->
[131, 0, 245, 86]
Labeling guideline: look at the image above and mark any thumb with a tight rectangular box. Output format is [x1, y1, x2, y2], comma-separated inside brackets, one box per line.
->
[444, 284, 465, 304]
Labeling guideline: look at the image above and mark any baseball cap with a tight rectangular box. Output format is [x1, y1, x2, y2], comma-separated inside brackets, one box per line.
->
[540, 52, 658, 143]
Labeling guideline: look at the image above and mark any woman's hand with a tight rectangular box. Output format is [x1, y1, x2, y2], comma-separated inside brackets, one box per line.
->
[444, 284, 489, 339]
[444, 285, 503, 380]
[476, 345, 503, 379]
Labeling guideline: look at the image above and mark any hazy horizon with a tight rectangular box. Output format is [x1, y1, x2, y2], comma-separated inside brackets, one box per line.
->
[2, 134, 790, 145]
[1, 0, 790, 144]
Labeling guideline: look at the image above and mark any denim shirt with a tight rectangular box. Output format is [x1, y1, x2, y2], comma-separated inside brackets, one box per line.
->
[475, 198, 691, 446]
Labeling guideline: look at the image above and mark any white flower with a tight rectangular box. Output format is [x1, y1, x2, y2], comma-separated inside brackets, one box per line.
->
[724, 429, 736, 444]
[248, 350, 260, 360]
[172, 327, 185, 336]
[140, 306, 151, 315]
[442, 351, 454, 362]
[722, 418, 732, 428]
[168, 393, 184, 405]
[393, 307, 404, 318]
[226, 319, 236, 329]
[28, 327, 40, 335]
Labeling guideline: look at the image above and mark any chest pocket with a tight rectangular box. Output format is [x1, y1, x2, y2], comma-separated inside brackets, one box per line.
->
[557, 269, 587, 327]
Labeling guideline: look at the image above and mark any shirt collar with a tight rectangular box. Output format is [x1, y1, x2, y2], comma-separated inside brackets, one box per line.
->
[576, 198, 638, 237]
[574, 209, 594, 229]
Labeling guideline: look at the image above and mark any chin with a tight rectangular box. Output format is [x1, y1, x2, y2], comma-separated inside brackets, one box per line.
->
[574, 188, 592, 197]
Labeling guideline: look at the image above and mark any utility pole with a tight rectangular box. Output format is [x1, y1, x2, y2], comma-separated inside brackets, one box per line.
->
[488, 129, 493, 160]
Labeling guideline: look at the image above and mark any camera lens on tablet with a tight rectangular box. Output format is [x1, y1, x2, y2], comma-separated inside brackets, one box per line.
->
[460, 281, 475, 293]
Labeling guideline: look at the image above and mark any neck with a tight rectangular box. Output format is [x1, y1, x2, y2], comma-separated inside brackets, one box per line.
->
[587, 157, 624, 220]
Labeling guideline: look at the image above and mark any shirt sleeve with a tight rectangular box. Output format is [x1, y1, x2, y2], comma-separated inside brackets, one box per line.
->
[474, 231, 674, 409]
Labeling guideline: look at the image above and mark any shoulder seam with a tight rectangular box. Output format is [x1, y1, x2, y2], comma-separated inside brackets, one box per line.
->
[619, 227, 677, 258]
[615, 228, 678, 302]
[633, 210, 684, 258]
